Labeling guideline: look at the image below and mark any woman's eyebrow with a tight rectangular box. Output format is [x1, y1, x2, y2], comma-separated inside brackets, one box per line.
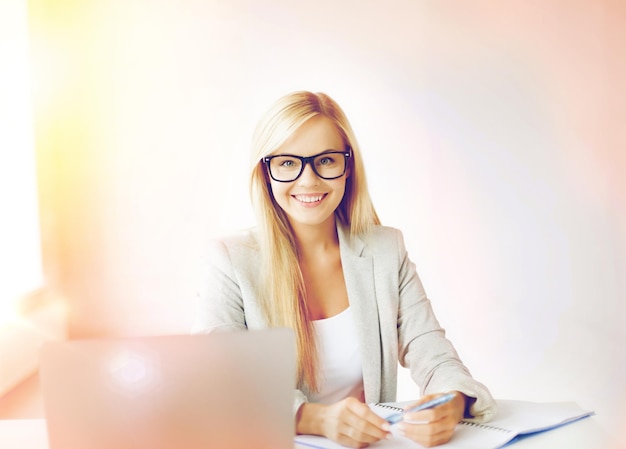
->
[272, 149, 345, 157]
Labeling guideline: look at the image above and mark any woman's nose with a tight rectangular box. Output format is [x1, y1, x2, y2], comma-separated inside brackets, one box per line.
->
[297, 162, 320, 186]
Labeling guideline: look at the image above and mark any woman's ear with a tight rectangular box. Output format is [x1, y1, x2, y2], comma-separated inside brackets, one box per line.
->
[261, 163, 272, 185]
[264, 174, 274, 197]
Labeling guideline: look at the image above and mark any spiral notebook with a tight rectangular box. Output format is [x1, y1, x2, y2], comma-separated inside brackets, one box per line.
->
[295, 399, 593, 449]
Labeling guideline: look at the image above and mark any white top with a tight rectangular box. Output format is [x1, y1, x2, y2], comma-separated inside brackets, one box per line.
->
[308, 307, 364, 404]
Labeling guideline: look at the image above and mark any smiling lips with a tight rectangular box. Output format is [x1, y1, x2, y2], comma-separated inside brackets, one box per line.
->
[293, 193, 327, 205]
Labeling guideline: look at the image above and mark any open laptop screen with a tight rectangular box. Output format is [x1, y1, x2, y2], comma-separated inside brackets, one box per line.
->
[40, 328, 295, 449]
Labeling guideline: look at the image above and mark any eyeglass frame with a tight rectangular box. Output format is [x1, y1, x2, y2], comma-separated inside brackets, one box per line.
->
[262, 148, 352, 183]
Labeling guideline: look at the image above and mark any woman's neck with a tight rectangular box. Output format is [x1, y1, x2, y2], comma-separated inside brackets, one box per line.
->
[291, 216, 339, 257]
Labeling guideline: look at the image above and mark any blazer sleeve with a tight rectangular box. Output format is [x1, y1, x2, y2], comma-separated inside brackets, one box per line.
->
[393, 229, 497, 422]
[191, 238, 247, 333]
[191, 236, 309, 416]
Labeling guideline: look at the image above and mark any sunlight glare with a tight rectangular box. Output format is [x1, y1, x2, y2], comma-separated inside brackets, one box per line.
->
[0, 0, 43, 326]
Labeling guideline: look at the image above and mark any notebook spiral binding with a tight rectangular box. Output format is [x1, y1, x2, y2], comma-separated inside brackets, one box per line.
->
[374, 403, 404, 413]
[459, 421, 511, 433]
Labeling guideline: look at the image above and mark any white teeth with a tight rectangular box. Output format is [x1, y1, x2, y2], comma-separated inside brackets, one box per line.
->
[295, 194, 324, 203]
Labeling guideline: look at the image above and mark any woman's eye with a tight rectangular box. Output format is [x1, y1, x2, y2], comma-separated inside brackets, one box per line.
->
[279, 159, 296, 168]
[318, 157, 334, 166]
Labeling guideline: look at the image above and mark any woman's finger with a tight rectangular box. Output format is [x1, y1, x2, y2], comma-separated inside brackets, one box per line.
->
[341, 401, 391, 442]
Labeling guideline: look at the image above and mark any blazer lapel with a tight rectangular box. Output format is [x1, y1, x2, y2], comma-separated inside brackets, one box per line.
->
[337, 224, 382, 403]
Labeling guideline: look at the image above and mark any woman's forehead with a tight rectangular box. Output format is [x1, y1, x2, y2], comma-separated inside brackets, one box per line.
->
[273, 116, 345, 156]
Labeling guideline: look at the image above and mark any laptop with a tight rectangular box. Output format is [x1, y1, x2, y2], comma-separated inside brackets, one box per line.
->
[39, 328, 295, 449]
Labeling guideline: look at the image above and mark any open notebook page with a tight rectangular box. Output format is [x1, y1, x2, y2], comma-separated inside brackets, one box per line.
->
[295, 399, 593, 449]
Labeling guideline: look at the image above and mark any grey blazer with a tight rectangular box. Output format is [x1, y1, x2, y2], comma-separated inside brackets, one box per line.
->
[193, 224, 496, 422]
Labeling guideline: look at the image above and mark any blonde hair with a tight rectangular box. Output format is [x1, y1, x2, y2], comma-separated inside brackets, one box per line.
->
[249, 91, 380, 391]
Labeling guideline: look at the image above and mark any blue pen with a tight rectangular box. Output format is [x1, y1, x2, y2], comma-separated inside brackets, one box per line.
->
[385, 393, 457, 424]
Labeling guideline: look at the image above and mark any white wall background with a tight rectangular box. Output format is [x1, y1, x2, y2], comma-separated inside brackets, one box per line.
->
[29, 0, 624, 445]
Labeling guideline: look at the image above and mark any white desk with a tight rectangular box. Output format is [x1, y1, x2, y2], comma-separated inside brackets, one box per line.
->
[0, 415, 616, 449]
[0, 419, 48, 449]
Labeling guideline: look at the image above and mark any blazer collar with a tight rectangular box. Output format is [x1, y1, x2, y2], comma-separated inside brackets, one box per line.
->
[336, 222, 366, 257]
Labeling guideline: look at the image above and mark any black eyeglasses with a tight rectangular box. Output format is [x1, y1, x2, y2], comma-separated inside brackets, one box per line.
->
[262, 149, 351, 183]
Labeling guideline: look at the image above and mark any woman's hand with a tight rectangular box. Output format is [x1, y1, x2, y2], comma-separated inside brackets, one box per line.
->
[397, 391, 467, 447]
[296, 397, 392, 448]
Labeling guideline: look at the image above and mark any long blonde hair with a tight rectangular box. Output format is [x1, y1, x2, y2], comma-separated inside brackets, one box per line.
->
[249, 91, 380, 392]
